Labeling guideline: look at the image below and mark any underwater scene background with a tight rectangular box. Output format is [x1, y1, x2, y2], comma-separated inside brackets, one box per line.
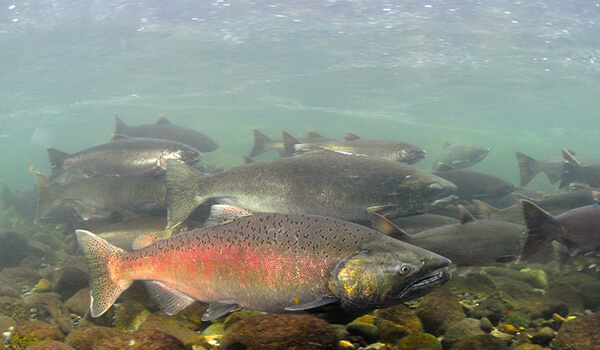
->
[1, 0, 600, 349]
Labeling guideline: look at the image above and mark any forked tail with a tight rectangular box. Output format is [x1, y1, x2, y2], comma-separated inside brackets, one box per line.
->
[76, 229, 132, 317]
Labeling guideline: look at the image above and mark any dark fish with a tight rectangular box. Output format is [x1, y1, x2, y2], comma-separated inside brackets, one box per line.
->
[76, 205, 451, 319]
[433, 164, 517, 201]
[512, 184, 597, 215]
[46, 135, 201, 183]
[389, 214, 460, 235]
[433, 142, 489, 170]
[166, 150, 456, 229]
[115, 115, 219, 153]
[284, 132, 426, 164]
[249, 129, 333, 158]
[560, 149, 600, 189]
[517, 192, 600, 263]
[515, 152, 563, 187]
[472, 199, 523, 224]
[35, 172, 166, 222]
[372, 206, 526, 270]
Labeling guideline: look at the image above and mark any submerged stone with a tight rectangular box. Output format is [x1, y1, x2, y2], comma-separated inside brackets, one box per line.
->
[416, 287, 465, 336]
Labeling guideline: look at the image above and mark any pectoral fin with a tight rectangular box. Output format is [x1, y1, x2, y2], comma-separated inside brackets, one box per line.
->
[201, 301, 242, 321]
[284, 296, 340, 311]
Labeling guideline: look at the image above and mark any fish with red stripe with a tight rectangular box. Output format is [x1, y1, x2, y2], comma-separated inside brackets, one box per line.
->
[76, 205, 451, 321]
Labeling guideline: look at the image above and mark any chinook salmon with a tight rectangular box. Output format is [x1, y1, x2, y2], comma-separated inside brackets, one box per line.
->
[46, 135, 201, 183]
[35, 172, 166, 222]
[76, 205, 451, 320]
[433, 164, 517, 201]
[559, 149, 600, 189]
[115, 115, 220, 153]
[165, 150, 457, 229]
[283, 132, 426, 164]
[433, 142, 489, 170]
[517, 191, 600, 263]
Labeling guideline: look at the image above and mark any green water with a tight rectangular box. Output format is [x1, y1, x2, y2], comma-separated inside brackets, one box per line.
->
[1, 0, 599, 192]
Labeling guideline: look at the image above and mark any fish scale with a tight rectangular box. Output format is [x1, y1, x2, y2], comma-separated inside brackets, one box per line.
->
[77, 205, 451, 320]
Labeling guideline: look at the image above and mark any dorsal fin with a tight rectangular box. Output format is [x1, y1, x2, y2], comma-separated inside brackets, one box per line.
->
[114, 114, 129, 134]
[156, 115, 172, 125]
[282, 131, 303, 157]
[205, 204, 255, 227]
[305, 130, 324, 139]
[110, 133, 129, 141]
[343, 132, 361, 141]
[443, 140, 450, 148]
[457, 205, 476, 224]
[435, 162, 456, 171]
[511, 192, 534, 201]
[564, 148, 577, 156]
[471, 199, 497, 219]
[131, 235, 160, 250]
[562, 148, 581, 166]
[368, 211, 411, 240]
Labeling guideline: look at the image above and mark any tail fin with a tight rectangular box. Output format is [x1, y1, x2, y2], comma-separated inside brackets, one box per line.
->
[559, 148, 582, 189]
[515, 152, 539, 187]
[165, 160, 205, 229]
[46, 148, 69, 182]
[34, 172, 61, 222]
[1, 182, 13, 210]
[516, 200, 562, 263]
[76, 230, 131, 317]
[114, 114, 129, 135]
[282, 131, 303, 157]
[249, 129, 273, 158]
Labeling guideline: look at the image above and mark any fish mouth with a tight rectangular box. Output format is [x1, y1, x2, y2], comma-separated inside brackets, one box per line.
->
[397, 259, 452, 301]
[401, 149, 426, 164]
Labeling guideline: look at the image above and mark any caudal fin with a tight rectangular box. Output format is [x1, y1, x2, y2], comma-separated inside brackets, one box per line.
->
[34, 172, 61, 222]
[249, 129, 273, 158]
[165, 159, 205, 229]
[515, 152, 539, 187]
[559, 148, 582, 189]
[516, 200, 562, 263]
[76, 229, 131, 317]
[46, 148, 69, 183]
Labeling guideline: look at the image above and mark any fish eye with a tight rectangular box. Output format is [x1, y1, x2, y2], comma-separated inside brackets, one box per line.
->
[398, 263, 412, 275]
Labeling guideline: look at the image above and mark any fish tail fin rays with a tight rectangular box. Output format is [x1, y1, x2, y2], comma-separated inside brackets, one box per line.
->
[34, 172, 59, 222]
[46, 148, 69, 183]
[165, 159, 205, 229]
[114, 114, 129, 134]
[559, 148, 581, 189]
[282, 131, 302, 157]
[75, 229, 131, 318]
[249, 129, 273, 158]
[515, 152, 539, 187]
[516, 200, 562, 264]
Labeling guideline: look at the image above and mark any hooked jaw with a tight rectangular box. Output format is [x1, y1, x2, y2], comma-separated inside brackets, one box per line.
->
[395, 255, 452, 302]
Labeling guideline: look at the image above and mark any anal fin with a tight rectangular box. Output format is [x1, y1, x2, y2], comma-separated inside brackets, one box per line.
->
[143, 281, 195, 315]
[201, 301, 242, 321]
[284, 296, 340, 311]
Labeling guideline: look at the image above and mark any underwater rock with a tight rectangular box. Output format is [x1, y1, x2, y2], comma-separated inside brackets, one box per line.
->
[375, 304, 423, 343]
[142, 302, 208, 331]
[11, 320, 65, 345]
[471, 294, 513, 325]
[490, 276, 534, 301]
[346, 321, 380, 344]
[63, 288, 90, 317]
[0, 286, 20, 299]
[220, 314, 338, 350]
[550, 273, 600, 311]
[545, 282, 585, 315]
[0, 231, 31, 268]
[447, 273, 497, 298]
[553, 315, 600, 350]
[479, 317, 494, 333]
[0, 296, 29, 322]
[498, 311, 531, 330]
[51, 267, 89, 301]
[449, 334, 507, 350]
[201, 322, 224, 336]
[0, 266, 42, 291]
[222, 309, 265, 330]
[518, 268, 548, 289]
[25, 293, 72, 334]
[441, 318, 486, 349]
[416, 287, 465, 336]
[65, 326, 185, 350]
[114, 300, 150, 332]
[35, 279, 53, 293]
[516, 294, 568, 320]
[512, 344, 548, 350]
[140, 319, 204, 348]
[530, 326, 555, 345]
[396, 332, 442, 350]
[0, 314, 17, 333]
[26, 340, 76, 350]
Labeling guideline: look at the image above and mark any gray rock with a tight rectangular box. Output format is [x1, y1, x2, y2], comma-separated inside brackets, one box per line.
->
[442, 318, 485, 349]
